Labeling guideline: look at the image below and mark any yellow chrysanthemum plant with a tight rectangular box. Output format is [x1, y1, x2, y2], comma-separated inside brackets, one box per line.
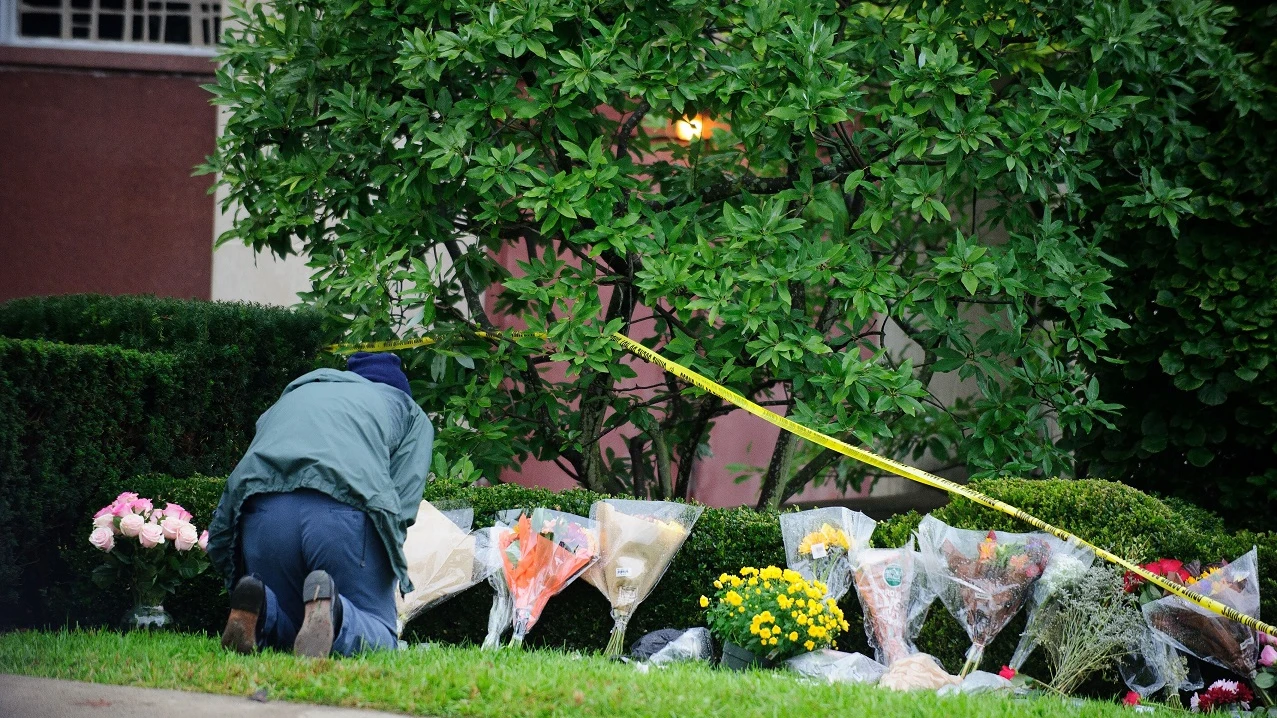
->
[702, 566, 850, 663]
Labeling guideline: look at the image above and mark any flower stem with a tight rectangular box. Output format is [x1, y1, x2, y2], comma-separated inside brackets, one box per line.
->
[604, 616, 630, 658]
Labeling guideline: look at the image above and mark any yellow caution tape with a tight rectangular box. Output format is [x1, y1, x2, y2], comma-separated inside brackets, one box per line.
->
[330, 329, 1277, 638]
[326, 329, 546, 355]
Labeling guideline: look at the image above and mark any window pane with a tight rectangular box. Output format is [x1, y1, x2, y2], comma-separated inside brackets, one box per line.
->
[19, 13, 61, 37]
[99, 14, 125, 39]
[164, 15, 190, 43]
[70, 0, 92, 8]
[101, 0, 126, 8]
[23, 0, 62, 8]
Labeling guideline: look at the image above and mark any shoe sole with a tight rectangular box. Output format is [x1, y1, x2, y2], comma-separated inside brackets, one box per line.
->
[221, 608, 258, 654]
[295, 572, 335, 658]
[221, 577, 264, 655]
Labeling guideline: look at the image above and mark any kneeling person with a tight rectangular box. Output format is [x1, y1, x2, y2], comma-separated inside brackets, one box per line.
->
[206, 352, 432, 657]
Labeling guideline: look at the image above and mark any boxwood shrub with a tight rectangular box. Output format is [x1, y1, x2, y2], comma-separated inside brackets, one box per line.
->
[65, 474, 1275, 677]
[0, 295, 329, 627]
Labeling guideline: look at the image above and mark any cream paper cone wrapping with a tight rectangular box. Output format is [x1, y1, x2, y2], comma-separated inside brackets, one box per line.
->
[585, 499, 703, 656]
[397, 501, 483, 627]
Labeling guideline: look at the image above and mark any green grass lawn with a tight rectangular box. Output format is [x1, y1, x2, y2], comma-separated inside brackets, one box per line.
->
[0, 630, 1133, 718]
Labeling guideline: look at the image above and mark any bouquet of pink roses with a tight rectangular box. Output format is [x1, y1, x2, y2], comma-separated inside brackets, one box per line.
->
[89, 492, 210, 628]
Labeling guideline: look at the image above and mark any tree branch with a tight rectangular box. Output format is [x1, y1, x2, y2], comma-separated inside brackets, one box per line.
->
[443, 239, 495, 330]
[780, 447, 841, 504]
[615, 99, 650, 161]
[655, 158, 856, 211]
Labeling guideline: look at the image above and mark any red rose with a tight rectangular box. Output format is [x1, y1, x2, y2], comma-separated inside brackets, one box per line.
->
[998, 665, 1016, 680]
[1123, 691, 1140, 706]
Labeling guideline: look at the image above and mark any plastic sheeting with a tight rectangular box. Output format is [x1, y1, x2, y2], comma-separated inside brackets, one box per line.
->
[786, 649, 887, 685]
[649, 627, 715, 665]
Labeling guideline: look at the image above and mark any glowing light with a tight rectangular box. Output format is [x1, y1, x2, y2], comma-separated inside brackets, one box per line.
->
[673, 116, 705, 142]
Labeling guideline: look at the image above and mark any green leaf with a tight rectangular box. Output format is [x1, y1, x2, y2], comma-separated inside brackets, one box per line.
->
[1158, 352, 1184, 375]
[1197, 383, 1228, 406]
[1187, 447, 1215, 467]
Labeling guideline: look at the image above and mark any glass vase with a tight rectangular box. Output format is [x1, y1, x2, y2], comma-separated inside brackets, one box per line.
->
[120, 587, 172, 632]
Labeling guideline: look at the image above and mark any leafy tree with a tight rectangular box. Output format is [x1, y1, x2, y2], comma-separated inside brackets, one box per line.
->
[1069, 0, 1277, 522]
[205, 0, 1253, 508]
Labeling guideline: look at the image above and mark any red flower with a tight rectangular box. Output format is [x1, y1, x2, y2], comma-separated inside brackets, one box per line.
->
[1123, 691, 1140, 706]
[1193, 680, 1254, 713]
[1125, 557, 1193, 592]
[998, 665, 1017, 680]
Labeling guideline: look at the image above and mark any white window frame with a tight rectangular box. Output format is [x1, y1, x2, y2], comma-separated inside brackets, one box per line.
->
[0, 0, 219, 56]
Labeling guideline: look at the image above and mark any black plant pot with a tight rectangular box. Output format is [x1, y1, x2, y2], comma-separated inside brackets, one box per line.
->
[720, 640, 775, 671]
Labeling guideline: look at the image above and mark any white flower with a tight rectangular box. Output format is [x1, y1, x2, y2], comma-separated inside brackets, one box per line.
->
[1210, 679, 1239, 693]
[1042, 555, 1087, 595]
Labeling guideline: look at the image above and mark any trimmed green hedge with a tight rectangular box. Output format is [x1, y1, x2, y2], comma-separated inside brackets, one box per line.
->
[0, 294, 331, 475]
[0, 295, 328, 627]
[62, 475, 1275, 676]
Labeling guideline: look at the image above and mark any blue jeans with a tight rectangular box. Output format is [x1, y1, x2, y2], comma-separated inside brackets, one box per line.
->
[240, 489, 398, 656]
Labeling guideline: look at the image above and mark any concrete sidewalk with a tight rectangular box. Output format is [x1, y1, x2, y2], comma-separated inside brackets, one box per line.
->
[0, 674, 410, 717]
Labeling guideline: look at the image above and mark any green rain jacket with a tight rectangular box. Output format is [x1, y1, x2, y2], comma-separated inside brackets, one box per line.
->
[206, 369, 433, 594]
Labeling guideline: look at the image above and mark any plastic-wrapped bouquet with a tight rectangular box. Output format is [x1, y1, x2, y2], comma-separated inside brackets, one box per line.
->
[1121, 625, 1202, 704]
[780, 507, 876, 602]
[89, 492, 210, 629]
[1008, 537, 1095, 670]
[397, 501, 500, 634]
[1121, 556, 1204, 705]
[1144, 548, 1268, 703]
[584, 500, 703, 657]
[851, 542, 933, 665]
[917, 516, 1051, 676]
[495, 508, 598, 647]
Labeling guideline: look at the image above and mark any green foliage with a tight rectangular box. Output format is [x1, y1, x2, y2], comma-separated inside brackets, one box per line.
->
[1066, 0, 1277, 523]
[53, 475, 1275, 680]
[0, 295, 326, 627]
[203, 0, 1277, 507]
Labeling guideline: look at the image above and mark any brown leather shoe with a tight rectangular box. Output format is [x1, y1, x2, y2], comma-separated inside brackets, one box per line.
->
[294, 570, 342, 658]
[220, 576, 264, 654]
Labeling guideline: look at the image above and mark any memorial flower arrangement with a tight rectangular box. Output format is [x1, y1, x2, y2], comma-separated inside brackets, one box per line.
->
[852, 544, 932, 665]
[780, 507, 875, 603]
[397, 501, 500, 634]
[1143, 549, 1271, 706]
[584, 500, 703, 657]
[88, 492, 210, 627]
[917, 516, 1051, 676]
[1190, 679, 1254, 713]
[702, 566, 849, 663]
[496, 508, 599, 646]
